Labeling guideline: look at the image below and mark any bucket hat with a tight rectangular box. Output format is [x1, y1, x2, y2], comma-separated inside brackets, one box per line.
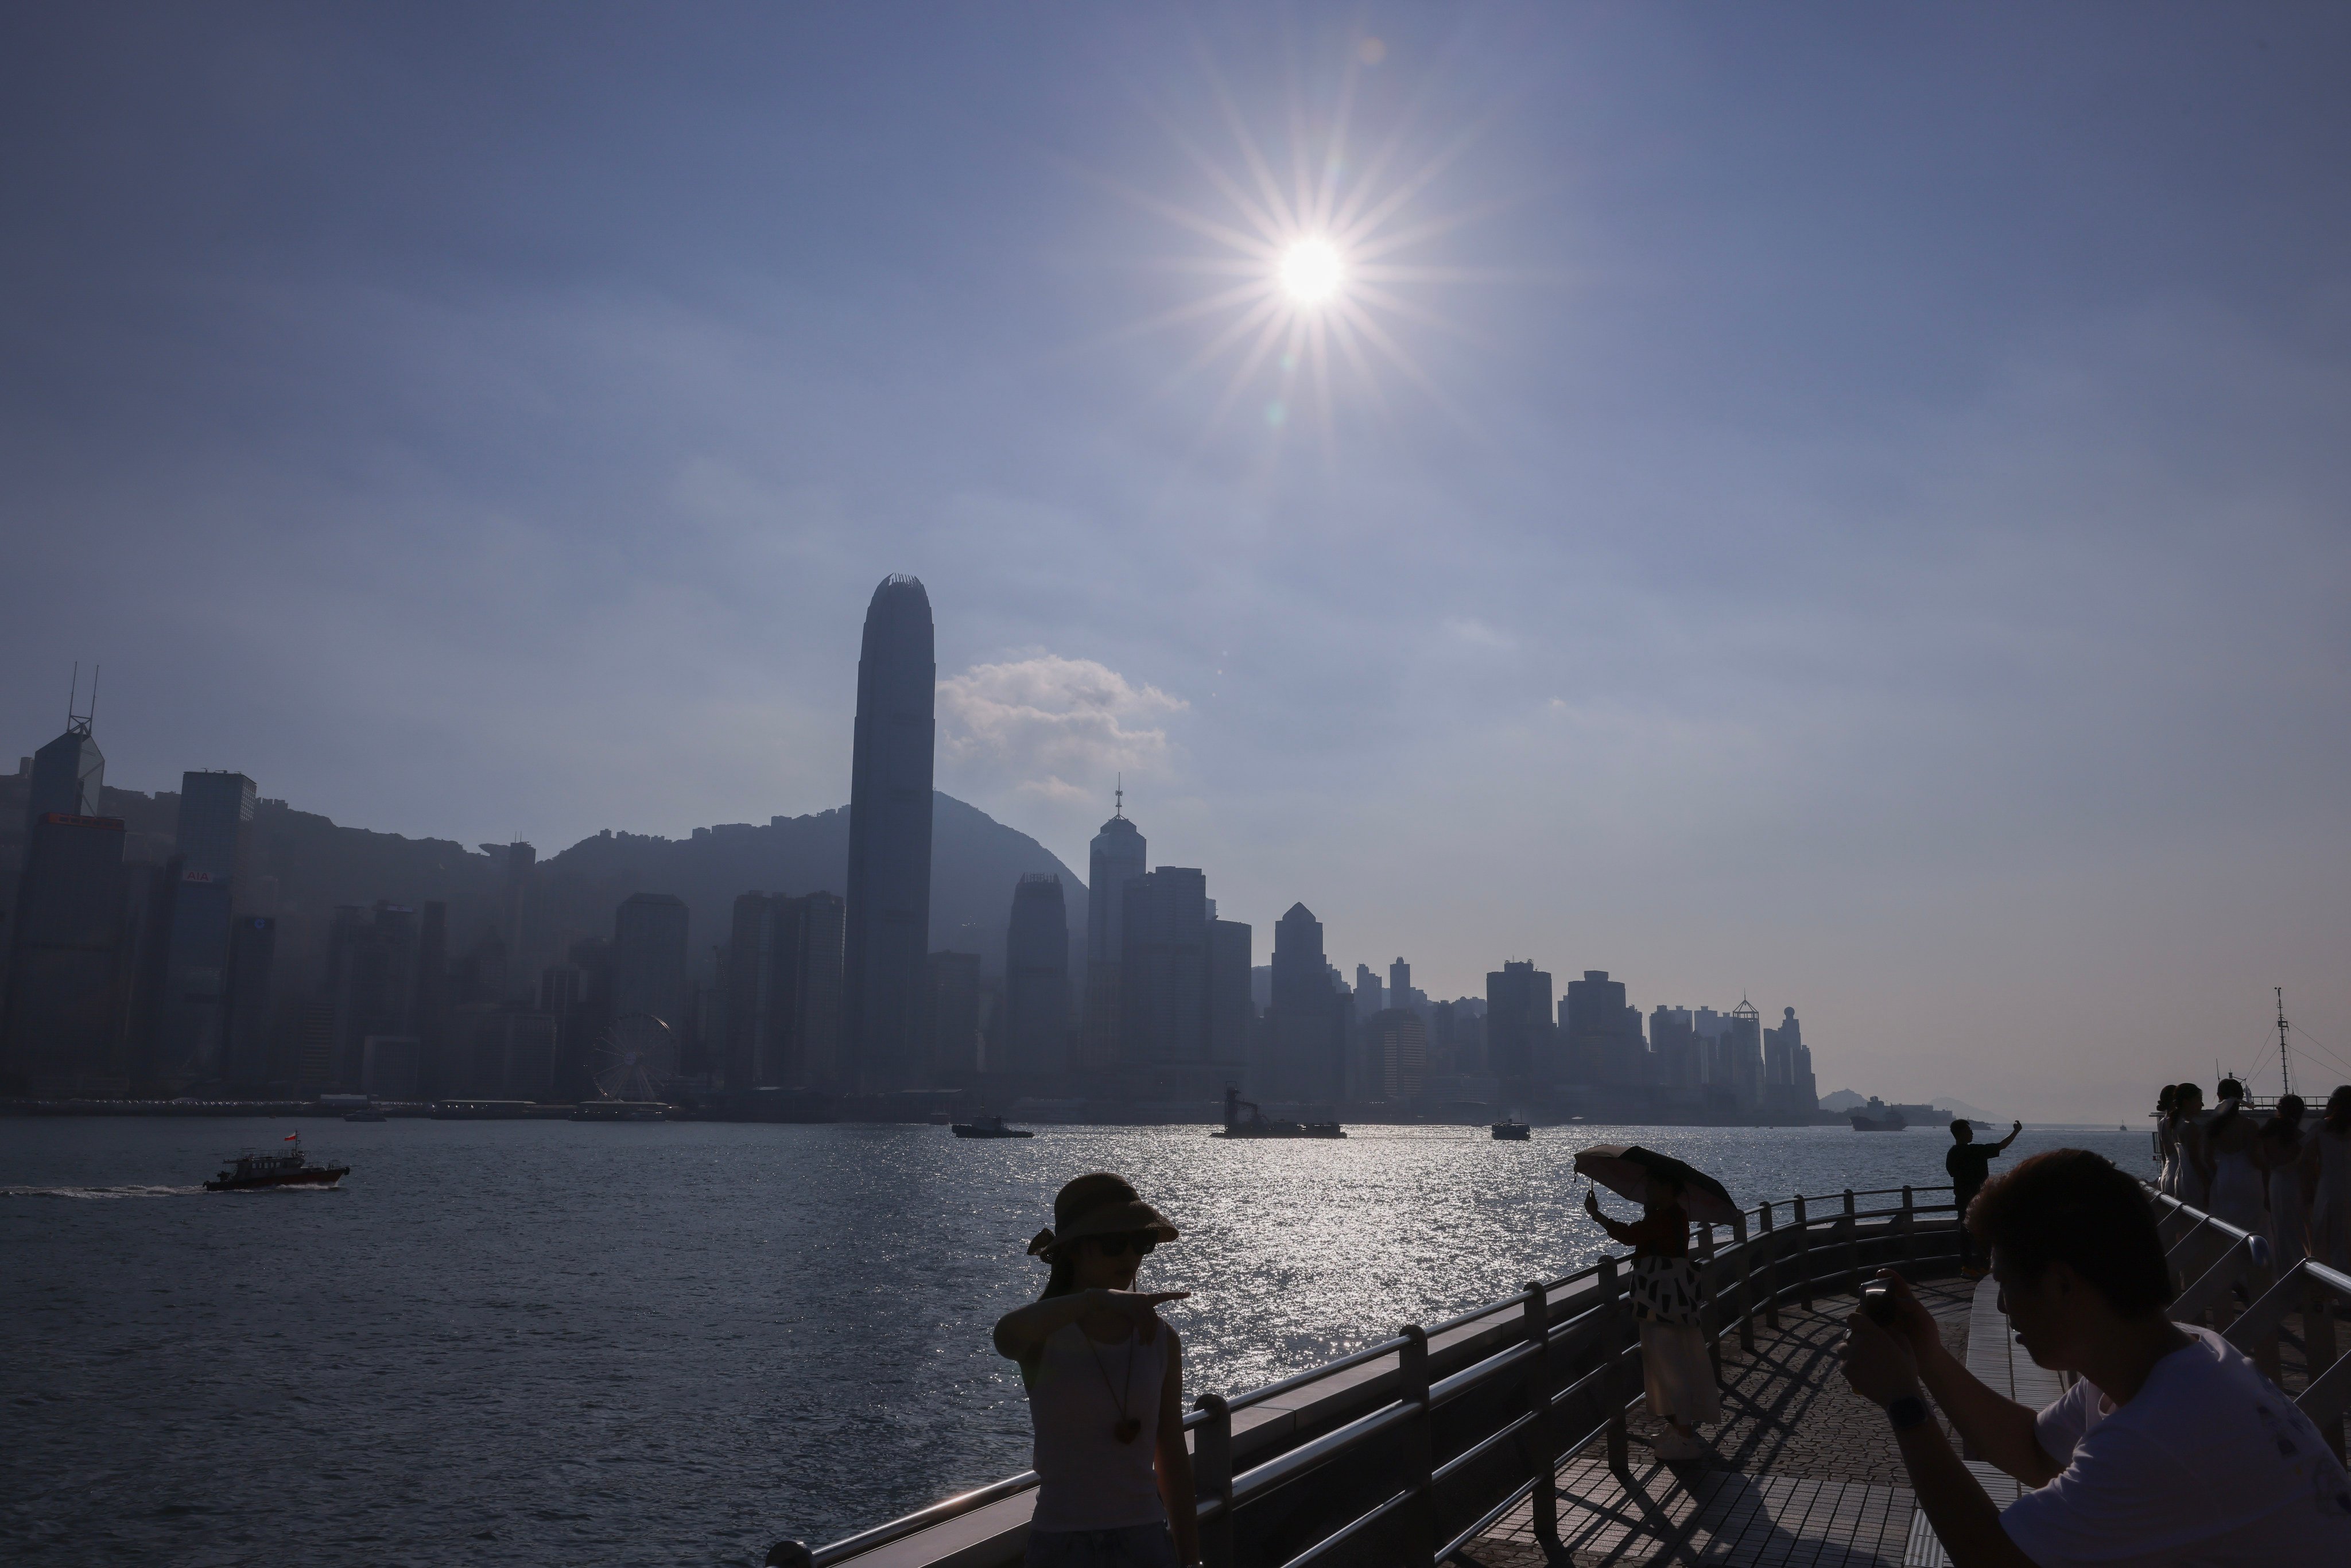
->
[1027, 1171, 1179, 1257]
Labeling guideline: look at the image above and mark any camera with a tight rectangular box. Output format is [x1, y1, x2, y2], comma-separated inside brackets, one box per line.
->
[1860, 1283, 1898, 1327]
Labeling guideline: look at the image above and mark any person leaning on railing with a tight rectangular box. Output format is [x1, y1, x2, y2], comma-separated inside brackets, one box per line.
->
[992, 1173, 1200, 1568]
[1840, 1148, 2351, 1567]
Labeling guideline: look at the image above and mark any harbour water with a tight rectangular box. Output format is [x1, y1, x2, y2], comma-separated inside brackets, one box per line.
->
[1, 1119, 2149, 1566]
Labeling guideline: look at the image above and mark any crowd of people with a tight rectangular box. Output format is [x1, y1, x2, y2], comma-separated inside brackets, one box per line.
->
[992, 1112, 2351, 1568]
[2156, 1080, 2351, 1276]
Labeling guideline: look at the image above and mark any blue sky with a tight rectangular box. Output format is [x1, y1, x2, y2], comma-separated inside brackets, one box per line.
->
[5, 5, 2348, 1117]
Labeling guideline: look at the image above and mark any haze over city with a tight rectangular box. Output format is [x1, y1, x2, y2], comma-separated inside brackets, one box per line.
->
[5, 6, 2348, 1121]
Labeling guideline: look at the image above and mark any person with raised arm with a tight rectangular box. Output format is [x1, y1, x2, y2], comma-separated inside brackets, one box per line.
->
[1945, 1117, 2022, 1279]
[994, 1173, 1198, 1568]
[1584, 1173, 1720, 1461]
[1841, 1149, 2351, 1566]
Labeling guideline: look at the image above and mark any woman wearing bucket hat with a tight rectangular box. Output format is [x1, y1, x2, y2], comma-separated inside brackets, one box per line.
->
[993, 1173, 1197, 1568]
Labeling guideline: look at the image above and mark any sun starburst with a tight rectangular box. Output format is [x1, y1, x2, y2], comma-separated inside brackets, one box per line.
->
[1069, 35, 1525, 456]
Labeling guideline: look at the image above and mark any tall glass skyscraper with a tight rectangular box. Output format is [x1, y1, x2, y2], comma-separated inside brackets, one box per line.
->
[843, 575, 935, 1091]
[1079, 802, 1145, 1069]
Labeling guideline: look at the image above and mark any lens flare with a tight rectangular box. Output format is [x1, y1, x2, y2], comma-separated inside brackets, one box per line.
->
[1279, 240, 1345, 304]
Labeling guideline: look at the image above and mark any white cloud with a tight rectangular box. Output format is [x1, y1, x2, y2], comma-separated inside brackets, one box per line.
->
[937, 654, 1188, 804]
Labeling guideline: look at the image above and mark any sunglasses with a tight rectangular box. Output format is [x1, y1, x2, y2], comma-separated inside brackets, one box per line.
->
[1084, 1231, 1159, 1258]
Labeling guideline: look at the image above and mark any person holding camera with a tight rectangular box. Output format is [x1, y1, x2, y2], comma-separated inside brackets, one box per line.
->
[1841, 1149, 2350, 1566]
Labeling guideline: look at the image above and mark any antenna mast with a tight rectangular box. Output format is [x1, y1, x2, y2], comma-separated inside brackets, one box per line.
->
[2276, 987, 2292, 1100]
[1114, 772, 1123, 818]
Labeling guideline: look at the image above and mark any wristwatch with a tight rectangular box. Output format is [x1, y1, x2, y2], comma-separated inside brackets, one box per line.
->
[1886, 1394, 1930, 1431]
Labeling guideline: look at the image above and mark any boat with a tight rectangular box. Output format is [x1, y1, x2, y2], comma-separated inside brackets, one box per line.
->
[1848, 1097, 1907, 1132]
[204, 1134, 350, 1192]
[1214, 1087, 1345, 1140]
[343, 1110, 387, 1123]
[1491, 1117, 1531, 1141]
[951, 1114, 1033, 1139]
[569, 1100, 668, 1122]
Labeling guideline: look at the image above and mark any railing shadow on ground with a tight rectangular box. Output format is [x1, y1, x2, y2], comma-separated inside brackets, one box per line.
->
[765, 1183, 1970, 1568]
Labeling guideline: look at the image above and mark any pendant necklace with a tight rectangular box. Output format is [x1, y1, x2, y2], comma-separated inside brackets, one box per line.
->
[1085, 1323, 1143, 1444]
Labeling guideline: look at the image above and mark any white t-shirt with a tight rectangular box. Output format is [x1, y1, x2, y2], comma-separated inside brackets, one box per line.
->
[2000, 1325, 2351, 1566]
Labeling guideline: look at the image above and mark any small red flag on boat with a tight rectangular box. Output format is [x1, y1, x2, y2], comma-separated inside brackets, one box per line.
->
[284, 1132, 299, 1141]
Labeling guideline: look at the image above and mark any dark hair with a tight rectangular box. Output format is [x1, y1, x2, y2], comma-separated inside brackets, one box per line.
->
[2261, 1096, 2306, 1144]
[1968, 1149, 2172, 1317]
[1950, 1119, 1972, 1138]
[2156, 1085, 2177, 1115]
[1039, 1171, 1144, 1301]
[2218, 1078, 2244, 1102]
[2326, 1086, 2351, 1135]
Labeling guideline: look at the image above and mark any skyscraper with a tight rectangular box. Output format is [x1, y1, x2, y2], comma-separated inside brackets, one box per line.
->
[1207, 918, 1252, 1067]
[1485, 960, 1554, 1084]
[843, 575, 936, 1090]
[612, 893, 691, 1029]
[1002, 874, 1070, 1076]
[222, 915, 276, 1090]
[1263, 903, 1347, 1102]
[0, 810, 129, 1092]
[726, 890, 847, 1089]
[24, 712, 103, 832]
[1354, 964, 1383, 1020]
[1561, 969, 1647, 1086]
[925, 949, 983, 1074]
[156, 771, 255, 1080]
[1120, 868, 1209, 1066]
[1368, 1008, 1428, 1101]
[1079, 798, 1146, 1070]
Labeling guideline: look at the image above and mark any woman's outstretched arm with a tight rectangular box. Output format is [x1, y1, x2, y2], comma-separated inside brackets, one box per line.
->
[992, 1289, 1188, 1362]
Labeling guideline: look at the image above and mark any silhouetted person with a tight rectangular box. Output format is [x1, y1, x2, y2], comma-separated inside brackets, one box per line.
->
[994, 1174, 1197, 1568]
[1946, 1117, 2020, 1278]
[1844, 1150, 2351, 1565]
[1584, 1175, 1720, 1461]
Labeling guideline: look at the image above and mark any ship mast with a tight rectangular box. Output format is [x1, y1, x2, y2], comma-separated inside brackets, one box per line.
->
[2276, 986, 2292, 1100]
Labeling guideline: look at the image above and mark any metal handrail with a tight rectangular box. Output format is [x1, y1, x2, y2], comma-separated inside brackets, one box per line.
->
[775, 1186, 1973, 1568]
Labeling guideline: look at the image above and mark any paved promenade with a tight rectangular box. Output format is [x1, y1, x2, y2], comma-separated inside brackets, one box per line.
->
[1463, 1278, 1977, 1568]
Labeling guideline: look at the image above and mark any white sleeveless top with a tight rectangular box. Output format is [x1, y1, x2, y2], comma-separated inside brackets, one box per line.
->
[1026, 1318, 1169, 1532]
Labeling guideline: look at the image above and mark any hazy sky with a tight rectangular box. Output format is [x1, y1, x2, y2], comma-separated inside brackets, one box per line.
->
[6, 5, 2348, 1119]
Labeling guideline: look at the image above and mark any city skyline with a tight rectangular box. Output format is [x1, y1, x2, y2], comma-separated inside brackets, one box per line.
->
[5, 9, 2346, 1120]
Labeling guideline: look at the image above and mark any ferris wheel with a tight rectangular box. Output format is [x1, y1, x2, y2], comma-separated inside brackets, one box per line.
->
[591, 1013, 678, 1103]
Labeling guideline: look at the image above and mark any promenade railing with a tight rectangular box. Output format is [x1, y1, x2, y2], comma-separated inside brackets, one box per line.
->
[2150, 1188, 2351, 1461]
[767, 1181, 1968, 1568]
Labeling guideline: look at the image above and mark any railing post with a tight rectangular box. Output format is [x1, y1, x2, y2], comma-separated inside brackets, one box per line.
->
[1900, 1186, 1916, 1264]
[1795, 1196, 1813, 1311]
[1194, 1394, 1234, 1568]
[1598, 1256, 1630, 1476]
[1735, 1211, 1757, 1354]
[1398, 1325, 1435, 1568]
[1696, 1222, 1723, 1380]
[1759, 1201, 1780, 1328]
[1521, 1282, 1561, 1557]
[1842, 1189, 1860, 1295]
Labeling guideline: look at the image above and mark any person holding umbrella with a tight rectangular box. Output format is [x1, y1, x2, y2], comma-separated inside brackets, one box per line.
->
[1578, 1146, 1728, 1462]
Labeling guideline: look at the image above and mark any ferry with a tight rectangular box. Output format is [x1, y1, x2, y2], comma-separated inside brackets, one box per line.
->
[950, 1114, 1033, 1139]
[204, 1135, 350, 1192]
[1490, 1117, 1532, 1141]
[1214, 1088, 1344, 1140]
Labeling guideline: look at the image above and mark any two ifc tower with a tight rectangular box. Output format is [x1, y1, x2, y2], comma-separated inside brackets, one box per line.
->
[842, 574, 939, 1093]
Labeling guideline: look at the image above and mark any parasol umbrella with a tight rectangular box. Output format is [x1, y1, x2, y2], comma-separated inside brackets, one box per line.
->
[1572, 1144, 1741, 1226]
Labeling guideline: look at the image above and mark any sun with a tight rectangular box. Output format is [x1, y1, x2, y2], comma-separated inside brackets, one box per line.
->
[1279, 239, 1345, 305]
